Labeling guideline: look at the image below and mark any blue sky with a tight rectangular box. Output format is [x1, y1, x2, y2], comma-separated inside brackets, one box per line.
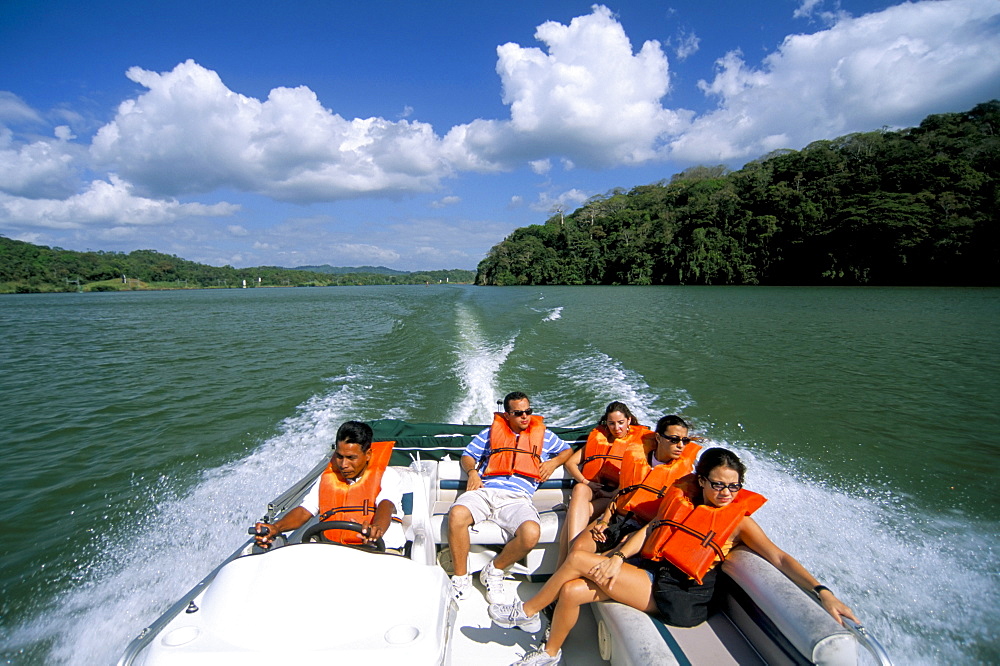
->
[2, 0, 998, 270]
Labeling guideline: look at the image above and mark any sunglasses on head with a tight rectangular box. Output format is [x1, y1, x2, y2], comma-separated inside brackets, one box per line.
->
[508, 408, 533, 417]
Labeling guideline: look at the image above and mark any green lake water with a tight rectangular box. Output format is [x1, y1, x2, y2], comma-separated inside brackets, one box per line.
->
[0, 285, 997, 664]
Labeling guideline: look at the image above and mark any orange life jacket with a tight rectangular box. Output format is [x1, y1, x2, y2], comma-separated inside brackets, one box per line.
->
[640, 484, 767, 583]
[318, 440, 395, 544]
[614, 442, 701, 523]
[579, 424, 651, 487]
[480, 413, 545, 480]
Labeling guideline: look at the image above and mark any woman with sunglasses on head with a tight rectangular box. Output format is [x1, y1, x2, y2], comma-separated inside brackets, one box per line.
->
[558, 401, 650, 563]
[562, 415, 701, 565]
[489, 447, 858, 666]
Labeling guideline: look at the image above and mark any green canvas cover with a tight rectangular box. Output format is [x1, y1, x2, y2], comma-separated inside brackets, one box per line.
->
[369, 419, 594, 465]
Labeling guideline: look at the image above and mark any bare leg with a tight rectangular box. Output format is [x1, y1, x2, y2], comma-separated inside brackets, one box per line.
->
[523, 549, 651, 616]
[558, 483, 595, 564]
[537, 563, 657, 657]
[447, 505, 474, 576]
[493, 520, 540, 570]
[568, 503, 614, 557]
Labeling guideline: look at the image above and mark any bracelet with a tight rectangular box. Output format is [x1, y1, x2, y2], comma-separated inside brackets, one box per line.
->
[611, 551, 626, 561]
[813, 585, 832, 598]
[595, 519, 608, 527]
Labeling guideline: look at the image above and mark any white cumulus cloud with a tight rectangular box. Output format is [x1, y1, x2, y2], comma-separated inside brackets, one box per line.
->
[674, 31, 701, 60]
[0, 174, 239, 230]
[531, 188, 590, 212]
[91, 60, 453, 202]
[430, 195, 461, 208]
[445, 5, 690, 169]
[669, 0, 1000, 162]
[0, 127, 81, 199]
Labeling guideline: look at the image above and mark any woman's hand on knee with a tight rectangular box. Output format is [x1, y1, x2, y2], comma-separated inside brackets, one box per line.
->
[587, 553, 623, 588]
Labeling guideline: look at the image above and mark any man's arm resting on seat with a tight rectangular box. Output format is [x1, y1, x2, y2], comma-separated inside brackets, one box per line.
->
[461, 454, 484, 491]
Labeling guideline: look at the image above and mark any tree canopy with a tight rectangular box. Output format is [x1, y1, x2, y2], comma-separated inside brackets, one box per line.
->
[476, 101, 999, 286]
[0, 240, 475, 293]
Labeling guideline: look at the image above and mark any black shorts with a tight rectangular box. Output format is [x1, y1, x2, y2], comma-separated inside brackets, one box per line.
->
[594, 514, 642, 553]
[641, 559, 719, 627]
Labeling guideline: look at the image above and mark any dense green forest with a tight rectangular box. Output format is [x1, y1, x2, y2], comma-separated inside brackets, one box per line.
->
[477, 101, 999, 286]
[0, 238, 475, 293]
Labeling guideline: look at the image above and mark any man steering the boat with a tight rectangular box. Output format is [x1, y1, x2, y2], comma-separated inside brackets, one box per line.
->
[253, 420, 405, 552]
[447, 392, 573, 603]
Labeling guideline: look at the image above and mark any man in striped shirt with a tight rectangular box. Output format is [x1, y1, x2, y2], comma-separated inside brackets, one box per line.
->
[448, 392, 573, 603]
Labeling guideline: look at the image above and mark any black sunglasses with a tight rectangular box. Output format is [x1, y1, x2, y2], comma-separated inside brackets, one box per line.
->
[701, 477, 743, 493]
[508, 408, 534, 417]
[657, 434, 700, 444]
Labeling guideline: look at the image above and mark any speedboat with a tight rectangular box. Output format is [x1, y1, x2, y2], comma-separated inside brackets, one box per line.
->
[118, 419, 892, 665]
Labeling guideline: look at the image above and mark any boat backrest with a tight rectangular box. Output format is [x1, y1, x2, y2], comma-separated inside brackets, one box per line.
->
[432, 458, 574, 503]
[591, 548, 859, 666]
[425, 458, 573, 575]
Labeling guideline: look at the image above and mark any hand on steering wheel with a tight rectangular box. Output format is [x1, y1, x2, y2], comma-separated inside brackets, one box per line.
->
[299, 520, 386, 552]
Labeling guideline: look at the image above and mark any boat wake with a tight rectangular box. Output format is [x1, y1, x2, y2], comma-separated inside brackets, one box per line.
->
[448, 304, 517, 425]
[721, 443, 1000, 665]
[542, 306, 563, 321]
[5, 339, 995, 665]
[537, 349, 695, 428]
[0, 378, 374, 666]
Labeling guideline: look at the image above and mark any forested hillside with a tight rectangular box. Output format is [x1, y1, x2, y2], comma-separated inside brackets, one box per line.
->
[0, 239, 474, 293]
[477, 101, 999, 286]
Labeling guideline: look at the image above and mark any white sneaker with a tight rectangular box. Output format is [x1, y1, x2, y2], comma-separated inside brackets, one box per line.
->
[480, 560, 511, 604]
[489, 599, 542, 633]
[512, 644, 562, 665]
[451, 573, 472, 601]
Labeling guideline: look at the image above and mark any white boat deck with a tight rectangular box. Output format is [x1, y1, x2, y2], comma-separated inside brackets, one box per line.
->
[451, 578, 606, 666]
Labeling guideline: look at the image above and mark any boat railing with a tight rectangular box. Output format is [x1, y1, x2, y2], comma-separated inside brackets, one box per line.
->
[117, 460, 331, 665]
[258, 458, 330, 523]
[842, 618, 893, 666]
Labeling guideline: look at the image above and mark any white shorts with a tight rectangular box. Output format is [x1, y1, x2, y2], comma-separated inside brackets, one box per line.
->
[454, 487, 540, 537]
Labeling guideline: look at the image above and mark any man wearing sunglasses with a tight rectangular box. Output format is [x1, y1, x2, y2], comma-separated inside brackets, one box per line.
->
[448, 392, 573, 604]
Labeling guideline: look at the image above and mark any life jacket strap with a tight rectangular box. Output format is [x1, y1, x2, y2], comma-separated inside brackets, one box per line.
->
[479, 446, 541, 477]
[619, 483, 667, 497]
[319, 499, 375, 521]
[581, 453, 624, 466]
[649, 519, 727, 560]
[488, 446, 541, 459]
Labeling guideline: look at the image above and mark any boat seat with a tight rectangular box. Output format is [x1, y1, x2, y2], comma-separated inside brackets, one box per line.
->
[591, 547, 857, 666]
[427, 458, 573, 575]
[720, 547, 856, 664]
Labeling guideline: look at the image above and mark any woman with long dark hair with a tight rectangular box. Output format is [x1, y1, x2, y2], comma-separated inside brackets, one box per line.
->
[490, 447, 858, 666]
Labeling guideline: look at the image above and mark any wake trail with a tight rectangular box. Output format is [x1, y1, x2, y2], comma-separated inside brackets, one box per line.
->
[448, 304, 518, 425]
[2, 368, 391, 666]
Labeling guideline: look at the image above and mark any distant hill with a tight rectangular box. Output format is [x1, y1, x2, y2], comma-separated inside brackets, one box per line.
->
[293, 264, 409, 275]
[0, 237, 476, 293]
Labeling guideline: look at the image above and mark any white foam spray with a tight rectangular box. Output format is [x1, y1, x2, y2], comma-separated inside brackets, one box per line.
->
[2, 369, 384, 665]
[542, 306, 563, 321]
[710, 442, 1000, 665]
[537, 349, 694, 427]
[6, 311, 995, 665]
[448, 304, 517, 425]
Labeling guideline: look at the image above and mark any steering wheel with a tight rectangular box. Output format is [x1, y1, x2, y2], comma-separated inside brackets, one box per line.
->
[299, 520, 386, 552]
